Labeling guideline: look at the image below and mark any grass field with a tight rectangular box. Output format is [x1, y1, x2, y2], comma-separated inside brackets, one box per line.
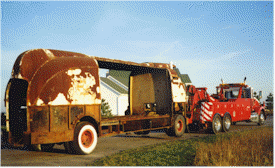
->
[194, 127, 273, 166]
[90, 127, 273, 166]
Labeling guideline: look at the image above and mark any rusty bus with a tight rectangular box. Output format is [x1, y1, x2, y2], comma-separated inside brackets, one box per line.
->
[5, 49, 189, 154]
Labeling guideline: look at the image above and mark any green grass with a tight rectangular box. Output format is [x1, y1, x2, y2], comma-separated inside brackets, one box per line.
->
[194, 127, 273, 166]
[90, 139, 196, 166]
[90, 127, 273, 166]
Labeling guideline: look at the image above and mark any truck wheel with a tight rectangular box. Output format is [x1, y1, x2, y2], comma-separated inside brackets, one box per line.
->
[257, 111, 265, 126]
[165, 115, 186, 137]
[212, 114, 222, 134]
[175, 115, 186, 137]
[64, 142, 73, 154]
[222, 114, 231, 132]
[165, 128, 175, 136]
[71, 122, 98, 155]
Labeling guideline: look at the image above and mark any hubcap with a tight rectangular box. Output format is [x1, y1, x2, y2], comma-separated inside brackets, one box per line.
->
[260, 113, 265, 123]
[225, 117, 231, 130]
[177, 120, 183, 132]
[214, 118, 221, 131]
[81, 129, 94, 148]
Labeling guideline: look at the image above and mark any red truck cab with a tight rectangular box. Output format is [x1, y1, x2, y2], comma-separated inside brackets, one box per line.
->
[216, 83, 265, 123]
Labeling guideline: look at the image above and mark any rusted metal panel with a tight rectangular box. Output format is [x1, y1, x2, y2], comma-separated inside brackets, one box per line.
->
[12, 49, 90, 82]
[101, 120, 120, 126]
[50, 106, 68, 132]
[131, 73, 155, 115]
[152, 72, 172, 115]
[123, 118, 170, 132]
[101, 114, 170, 123]
[70, 106, 84, 124]
[94, 56, 175, 72]
[86, 105, 100, 122]
[171, 77, 188, 103]
[28, 58, 100, 107]
[9, 49, 101, 108]
[12, 49, 50, 81]
[151, 118, 170, 128]
[31, 130, 74, 144]
[29, 106, 49, 133]
[130, 71, 172, 116]
[124, 120, 143, 131]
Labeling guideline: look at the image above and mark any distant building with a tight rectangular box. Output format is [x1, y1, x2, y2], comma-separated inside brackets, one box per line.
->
[180, 74, 192, 86]
[173, 67, 192, 86]
[100, 69, 192, 116]
[100, 70, 130, 116]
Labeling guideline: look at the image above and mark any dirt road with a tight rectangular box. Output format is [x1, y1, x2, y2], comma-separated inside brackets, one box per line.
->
[1, 116, 273, 166]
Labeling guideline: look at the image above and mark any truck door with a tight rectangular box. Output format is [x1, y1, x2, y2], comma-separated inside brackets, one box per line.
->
[237, 87, 251, 120]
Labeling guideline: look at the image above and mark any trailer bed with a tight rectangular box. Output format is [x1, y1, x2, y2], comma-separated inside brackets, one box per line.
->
[100, 114, 171, 137]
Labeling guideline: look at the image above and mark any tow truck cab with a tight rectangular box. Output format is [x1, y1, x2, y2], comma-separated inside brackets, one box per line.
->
[216, 83, 265, 122]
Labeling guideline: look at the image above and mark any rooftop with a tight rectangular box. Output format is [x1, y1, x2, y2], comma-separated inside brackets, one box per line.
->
[100, 77, 128, 94]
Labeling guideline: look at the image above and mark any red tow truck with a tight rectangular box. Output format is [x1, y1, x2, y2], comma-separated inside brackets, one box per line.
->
[186, 81, 266, 133]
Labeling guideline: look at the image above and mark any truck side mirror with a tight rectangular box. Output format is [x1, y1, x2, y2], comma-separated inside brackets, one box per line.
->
[259, 91, 262, 99]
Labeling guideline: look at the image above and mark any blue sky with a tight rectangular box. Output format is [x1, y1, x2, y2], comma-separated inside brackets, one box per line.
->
[1, 1, 274, 112]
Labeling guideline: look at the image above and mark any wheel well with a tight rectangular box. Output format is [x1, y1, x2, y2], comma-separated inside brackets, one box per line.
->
[224, 112, 231, 118]
[213, 113, 221, 118]
[79, 116, 99, 134]
[223, 112, 232, 121]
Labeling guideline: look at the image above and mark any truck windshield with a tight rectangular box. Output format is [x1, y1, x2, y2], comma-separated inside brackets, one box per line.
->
[225, 90, 239, 99]
[224, 87, 251, 99]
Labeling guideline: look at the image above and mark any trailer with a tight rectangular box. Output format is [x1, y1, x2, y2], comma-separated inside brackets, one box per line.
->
[5, 49, 266, 155]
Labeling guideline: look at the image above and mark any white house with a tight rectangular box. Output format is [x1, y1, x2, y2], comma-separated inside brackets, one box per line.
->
[100, 70, 130, 116]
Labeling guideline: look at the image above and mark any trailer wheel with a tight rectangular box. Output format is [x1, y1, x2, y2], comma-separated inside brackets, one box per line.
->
[165, 115, 186, 137]
[257, 111, 265, 126]
[222, 114, 231, 132]
[71, 122, 98, 155]
[212, 114, 222, 134]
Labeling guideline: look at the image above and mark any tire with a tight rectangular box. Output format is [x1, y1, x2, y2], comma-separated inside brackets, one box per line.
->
[232, 122, 236, 125]
[165, 128, 175, 136]
[212, 114, 222, 134]
[134, 131, 150, 135]
[71, 122, 98, 155]
[41, 143, 55, 152]
[31, 144, 42, 151]
[257, 111, 265, 126]
[165, 115, 186, 137]
[64, 142, 73, 154]
[222, 113, 231, 132]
